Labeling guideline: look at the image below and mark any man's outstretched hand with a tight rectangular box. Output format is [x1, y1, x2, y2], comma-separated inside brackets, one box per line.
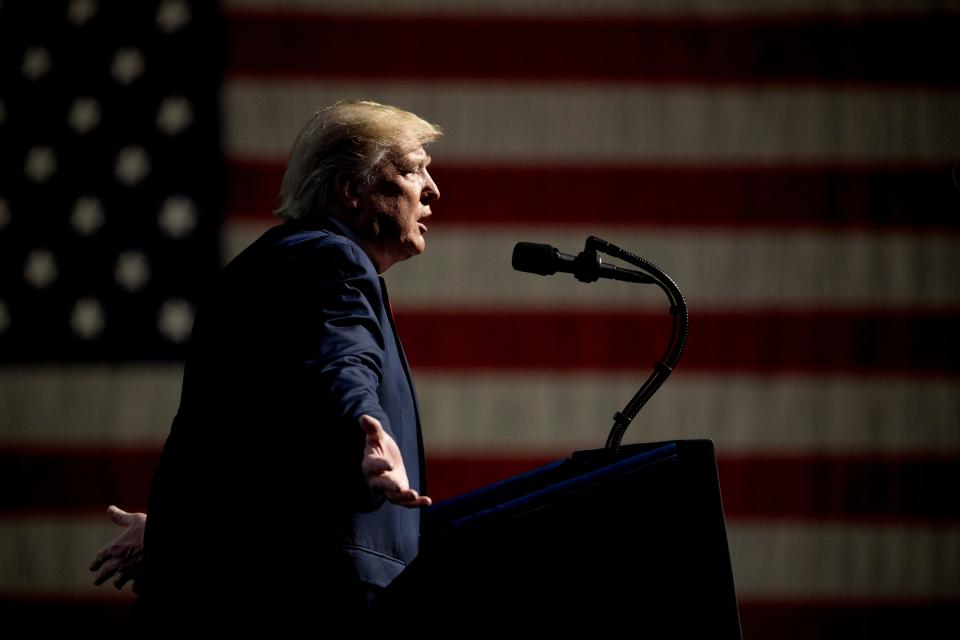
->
[360, 415, 432, 508]
[89, 505, 147, 592]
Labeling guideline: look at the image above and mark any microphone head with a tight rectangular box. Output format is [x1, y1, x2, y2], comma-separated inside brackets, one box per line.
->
[512, 242, 558, 276]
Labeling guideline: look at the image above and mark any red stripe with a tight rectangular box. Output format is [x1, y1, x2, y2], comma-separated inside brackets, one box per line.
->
[0, 600, 136, 632]
[0, 597, 957, 636]
[739, 600, 960, 639]
[228, 160, 960, 230]
[393, 309, 960, 375]
[0, 448, 158, 515]
[428, 454, 960, 523]
[225, 12, 959, 87]
[717, 454, 960, 524]
[4, 448, 959, 522]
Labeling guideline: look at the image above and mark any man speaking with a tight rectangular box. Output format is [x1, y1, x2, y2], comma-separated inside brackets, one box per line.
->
[91, 100, 441, 624]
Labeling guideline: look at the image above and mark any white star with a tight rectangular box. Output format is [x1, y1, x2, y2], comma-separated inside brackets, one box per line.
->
[157, 298, 194, 343]
[25, 146, 57, 182]
[71, 196, 105, 236]
[115, 250, 151, 292]
[22, 46, 52, 81]
[158, 196, 198, 238]
[0, 197, 9, 232]
[0, 299, 9, 336]
[156, 0, 191, 34]
[71, 296, 105, 339]
[0, 98, 6, 125]
[115, 146, 150, 186]
[156, 96, 193, 135]
[67, 0, 97, 26]
[24, 248, 58, 289]
[111, 47, 145, 85]
[68, 96, 101, 134]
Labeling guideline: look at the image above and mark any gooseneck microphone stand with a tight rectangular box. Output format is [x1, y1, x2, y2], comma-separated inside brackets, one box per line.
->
[513, 235, 689, 454]
[585, 236, 689, 453]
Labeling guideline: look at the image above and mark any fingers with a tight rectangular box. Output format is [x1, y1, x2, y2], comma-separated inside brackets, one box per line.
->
[89, 547, 106, 571]
[384, 489, 433, 508]
[94, 560, 135, 591]
[114, 572, 132, 590]
[90, 537, 118, 571]
[108, 505, 130, 527]
[359, 415, 383, 441]
[394, 495, 432, 508]
[93, 559, 121, 586]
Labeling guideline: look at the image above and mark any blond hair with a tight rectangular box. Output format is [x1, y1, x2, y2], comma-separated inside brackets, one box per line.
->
[275, 100, 442, 221]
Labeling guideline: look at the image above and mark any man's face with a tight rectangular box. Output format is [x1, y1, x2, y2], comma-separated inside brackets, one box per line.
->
[359, 145, 439, 271]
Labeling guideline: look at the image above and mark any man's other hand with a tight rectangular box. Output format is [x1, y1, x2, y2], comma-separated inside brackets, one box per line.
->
[89, 505, 147, 592]
[360, 415, 432, 508]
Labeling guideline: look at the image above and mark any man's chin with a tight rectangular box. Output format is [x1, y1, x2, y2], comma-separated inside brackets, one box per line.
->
[387, 241, 424, 267]
[406, 237, 426, 257]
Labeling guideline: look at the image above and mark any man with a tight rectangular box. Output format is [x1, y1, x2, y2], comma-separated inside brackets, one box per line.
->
[90, 100, 440, 622]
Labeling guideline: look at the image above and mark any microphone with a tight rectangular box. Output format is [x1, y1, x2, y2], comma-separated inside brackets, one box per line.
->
[512, 242, 655, 284]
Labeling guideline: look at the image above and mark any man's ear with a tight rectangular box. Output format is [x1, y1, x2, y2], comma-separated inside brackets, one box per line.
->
[334, 171, 362, 210]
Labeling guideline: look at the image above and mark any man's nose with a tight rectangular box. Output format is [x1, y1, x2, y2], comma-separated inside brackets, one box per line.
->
[423, 171, 440, 203]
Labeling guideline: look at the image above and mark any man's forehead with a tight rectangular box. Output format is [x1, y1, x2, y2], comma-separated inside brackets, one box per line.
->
[398, 146, 429, 163]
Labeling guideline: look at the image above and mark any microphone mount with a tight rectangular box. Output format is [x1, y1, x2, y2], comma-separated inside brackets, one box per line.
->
[572, 238, 657, 285]
[512, 240, 656, 285]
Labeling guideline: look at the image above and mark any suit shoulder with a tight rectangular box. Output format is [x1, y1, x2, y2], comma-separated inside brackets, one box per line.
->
[228, 223, 376, 279]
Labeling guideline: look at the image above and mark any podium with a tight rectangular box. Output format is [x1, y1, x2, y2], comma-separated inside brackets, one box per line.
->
[376, 440, 741, 636]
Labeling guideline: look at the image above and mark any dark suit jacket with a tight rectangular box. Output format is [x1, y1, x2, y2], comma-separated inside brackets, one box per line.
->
[139, 215, 426, 622]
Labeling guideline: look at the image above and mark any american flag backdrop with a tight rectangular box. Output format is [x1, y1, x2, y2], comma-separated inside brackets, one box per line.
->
[1, 0, 959, 635]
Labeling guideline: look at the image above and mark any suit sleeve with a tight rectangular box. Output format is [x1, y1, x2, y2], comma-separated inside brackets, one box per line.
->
[290, 237, 393, 512]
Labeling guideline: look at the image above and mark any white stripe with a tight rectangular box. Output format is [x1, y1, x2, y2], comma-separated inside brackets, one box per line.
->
[0, 365, 182, 447]
[2, 515, 958, 599]
[729, 521, 960, 599]
[225, 222, 960, 310]
[222, 0, 960, 17]
[224, 80, 960, 163]
[416, 372, 960, 455]
[3, 367, 958, 454]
